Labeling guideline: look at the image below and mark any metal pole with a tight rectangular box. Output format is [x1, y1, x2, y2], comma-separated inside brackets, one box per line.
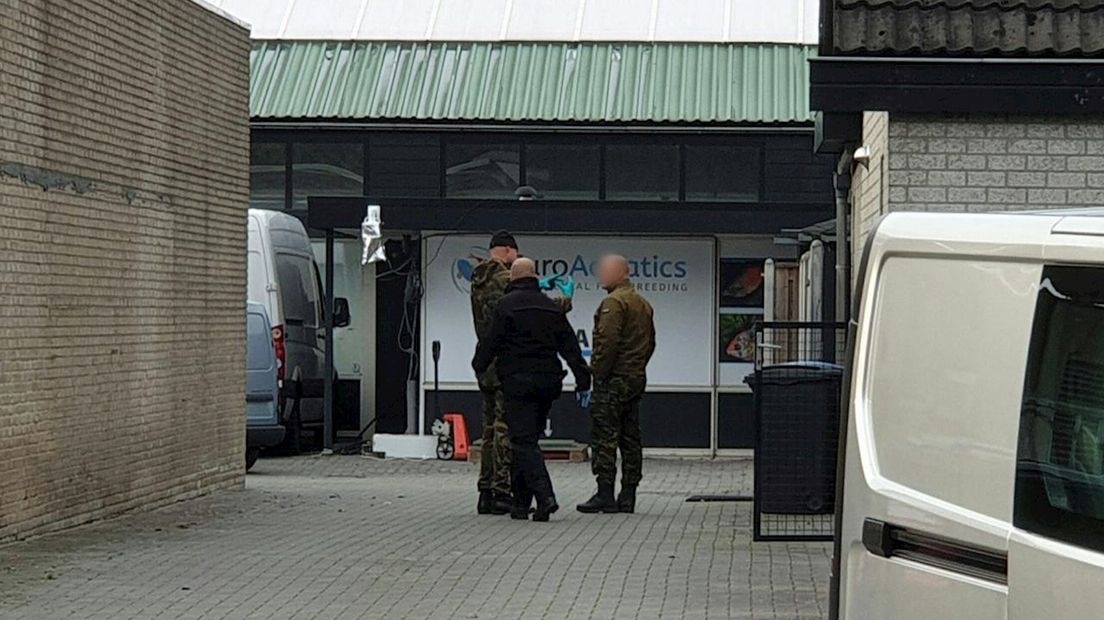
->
[432, 340, 441, 421]
[323, 228, 335, 451]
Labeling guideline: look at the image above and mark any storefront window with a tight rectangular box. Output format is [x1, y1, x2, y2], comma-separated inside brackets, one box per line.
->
[446, 142, 520, 198]
[370, 135, 441, 198]
[525, 144, 600, 200]
[250, 142, 286, 210]
[605, 144, 679, 201]
[685, 145, 761, 202]
[291, 142, 364, 216]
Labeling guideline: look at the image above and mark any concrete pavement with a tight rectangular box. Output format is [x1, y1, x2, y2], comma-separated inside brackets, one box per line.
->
[0, 456, 829, 619]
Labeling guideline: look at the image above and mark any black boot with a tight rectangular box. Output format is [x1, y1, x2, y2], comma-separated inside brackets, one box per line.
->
[511, 482, 533, 520]
[617, 484, 637, 514]
[532, 496, 559, 522]
[491, 493, 513, 515]
[477, 490, 494, 514]
[576, 482, 618, 514]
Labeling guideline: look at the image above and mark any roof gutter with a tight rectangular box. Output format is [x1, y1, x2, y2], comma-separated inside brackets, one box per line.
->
[250, 121, 815, 134]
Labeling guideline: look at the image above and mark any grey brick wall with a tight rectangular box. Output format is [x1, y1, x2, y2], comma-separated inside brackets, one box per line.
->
[0, 0, 250, 542]
[850, 114, 1104, 266]
[850, 112, 888, 284]
[886, 115, 1104, 213]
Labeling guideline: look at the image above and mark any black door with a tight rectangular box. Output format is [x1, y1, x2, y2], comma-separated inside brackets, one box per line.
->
[375, 239, 420, 434]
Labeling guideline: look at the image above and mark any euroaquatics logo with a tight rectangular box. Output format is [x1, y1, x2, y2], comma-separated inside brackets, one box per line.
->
[535, 254, 688, 279]
[452, 249, 692, 296]
[534, 254, 691, 294]
[451, 246, 489, 295]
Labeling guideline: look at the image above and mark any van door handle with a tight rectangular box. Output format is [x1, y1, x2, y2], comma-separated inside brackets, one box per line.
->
[862, 518, 1007, 585]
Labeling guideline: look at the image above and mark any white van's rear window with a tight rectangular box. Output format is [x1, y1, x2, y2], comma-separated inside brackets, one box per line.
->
[1016, 266, 1104, 552]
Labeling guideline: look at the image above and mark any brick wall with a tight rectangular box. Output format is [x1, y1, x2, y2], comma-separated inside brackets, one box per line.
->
[849, 112, 888, 284]
[886, 115, 1104, 213]
[0, 0, 250, 541]
[851, 114, 1104, 269]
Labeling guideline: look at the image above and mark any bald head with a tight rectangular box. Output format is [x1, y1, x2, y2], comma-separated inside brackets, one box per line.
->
[510, 257, 537, 281]
[598, 254, 630, 290]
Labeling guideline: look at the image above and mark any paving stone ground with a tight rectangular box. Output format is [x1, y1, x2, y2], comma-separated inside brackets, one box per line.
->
[0, 456, 829, 619]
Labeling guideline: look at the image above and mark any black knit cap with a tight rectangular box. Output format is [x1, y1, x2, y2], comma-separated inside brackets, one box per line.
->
[489, 230, 518, 250]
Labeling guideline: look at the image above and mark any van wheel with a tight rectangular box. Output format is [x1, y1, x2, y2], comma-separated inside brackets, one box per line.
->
[245, 448, 261, 471]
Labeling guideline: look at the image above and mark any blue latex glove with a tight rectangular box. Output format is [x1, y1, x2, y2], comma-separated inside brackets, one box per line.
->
[539, 274, 560, 291]
[576, 389, 592, 409]
[555, 275, 576, 299]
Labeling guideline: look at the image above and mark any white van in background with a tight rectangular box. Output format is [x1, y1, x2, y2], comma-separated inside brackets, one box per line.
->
[247, 209, 349, 451]
[246, 301, 282, 470]
[834, 209, 1104, 620]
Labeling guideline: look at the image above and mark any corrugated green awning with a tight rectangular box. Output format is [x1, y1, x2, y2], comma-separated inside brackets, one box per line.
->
[250, 41, 815, 124]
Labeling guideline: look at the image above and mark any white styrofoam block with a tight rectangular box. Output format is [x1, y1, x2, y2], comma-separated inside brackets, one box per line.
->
[373, 434, 439, 460]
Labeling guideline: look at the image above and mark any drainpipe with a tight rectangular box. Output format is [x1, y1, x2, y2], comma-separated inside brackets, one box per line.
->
[833, 151, 853, 323]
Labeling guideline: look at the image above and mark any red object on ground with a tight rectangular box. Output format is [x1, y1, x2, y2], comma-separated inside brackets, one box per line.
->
[443, 413, 470, 461]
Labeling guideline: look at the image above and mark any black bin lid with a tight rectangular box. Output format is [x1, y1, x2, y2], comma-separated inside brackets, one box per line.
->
[744, 361, 844, 387]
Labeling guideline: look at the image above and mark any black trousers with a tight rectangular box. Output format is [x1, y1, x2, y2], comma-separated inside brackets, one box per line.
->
[501, 372, 563, 506]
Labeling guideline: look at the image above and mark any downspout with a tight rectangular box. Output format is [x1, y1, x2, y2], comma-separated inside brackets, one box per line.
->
[828, 149, 853, 620]
[833, 151, 853, 323]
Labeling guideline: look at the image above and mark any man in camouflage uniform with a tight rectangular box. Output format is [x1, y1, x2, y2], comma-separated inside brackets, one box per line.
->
[577, 255, 656, 514]
[471, 231, 519, 515]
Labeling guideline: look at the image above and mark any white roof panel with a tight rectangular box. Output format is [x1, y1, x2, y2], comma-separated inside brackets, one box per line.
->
[283, 0, 363, 38]
[432, 0, 509, 40]
[213, 0, 291, 37]
[505, 0, 582, 40]
[654, 0, 726, 42]
[728, 0, 815, 44]
[217, 0, 819, 43]
[358, 0, 437, 39]
[578, 0, 652, 41]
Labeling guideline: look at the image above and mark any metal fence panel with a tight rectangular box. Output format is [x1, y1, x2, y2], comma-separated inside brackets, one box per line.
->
[752, 322, 847, 542]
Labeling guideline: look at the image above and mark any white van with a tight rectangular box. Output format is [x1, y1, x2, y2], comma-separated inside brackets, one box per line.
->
[247, 209, 348, 451]
[834, 209, 1104, 620]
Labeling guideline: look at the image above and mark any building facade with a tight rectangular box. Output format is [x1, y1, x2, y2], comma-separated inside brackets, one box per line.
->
[224, 0, 837, 453]
[812, 0, 1104, 291]
[0, 0, 251, 541]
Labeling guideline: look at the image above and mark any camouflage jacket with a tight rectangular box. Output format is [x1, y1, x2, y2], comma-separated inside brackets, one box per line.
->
[471, 259, 512, 389]
[591, 281, 656, 383]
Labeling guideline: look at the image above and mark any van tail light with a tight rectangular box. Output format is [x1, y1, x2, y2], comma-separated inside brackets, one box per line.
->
[272, 325, 286, 382]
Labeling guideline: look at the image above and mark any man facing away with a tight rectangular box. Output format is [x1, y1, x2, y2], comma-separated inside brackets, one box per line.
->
[472, 258, 592, 522]
[577, 255, 656, 514]
[470, 231, 519, 515]
[470, 231, 574, 515]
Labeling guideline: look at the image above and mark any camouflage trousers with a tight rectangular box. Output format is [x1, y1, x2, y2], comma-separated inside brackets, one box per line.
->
[590, 375, 646, 487]
[477, 388, 512, 496]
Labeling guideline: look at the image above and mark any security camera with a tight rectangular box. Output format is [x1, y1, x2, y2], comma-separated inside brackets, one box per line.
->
[853, 146, 872, 169]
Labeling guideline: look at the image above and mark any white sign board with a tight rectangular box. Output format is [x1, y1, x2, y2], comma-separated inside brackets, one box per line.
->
[422, 235, 715, 389]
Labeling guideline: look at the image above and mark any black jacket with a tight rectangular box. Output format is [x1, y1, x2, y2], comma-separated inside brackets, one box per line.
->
[472, 277, 592, 392]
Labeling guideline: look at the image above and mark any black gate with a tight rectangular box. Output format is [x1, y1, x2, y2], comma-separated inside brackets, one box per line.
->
[750, 321, 847, 542]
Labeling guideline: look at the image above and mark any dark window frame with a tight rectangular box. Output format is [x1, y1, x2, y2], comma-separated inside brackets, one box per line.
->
[442, 136, 524, 199]
[603, 139, 682, 202]
[683, 143, 765, 203]
[523, 141, 602, 201]
[249, 129, 825, 212]
[366, 132, 443, 199]
[289, 139, 367, 215]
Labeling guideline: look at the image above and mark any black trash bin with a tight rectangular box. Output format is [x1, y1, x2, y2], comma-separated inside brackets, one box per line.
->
[746, 362, 843, 515]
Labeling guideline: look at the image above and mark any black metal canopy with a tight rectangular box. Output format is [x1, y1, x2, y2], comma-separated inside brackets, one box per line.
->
[307, 196, 832, 236]
[811, 57, 1104, 117]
